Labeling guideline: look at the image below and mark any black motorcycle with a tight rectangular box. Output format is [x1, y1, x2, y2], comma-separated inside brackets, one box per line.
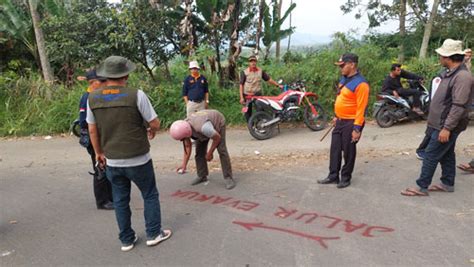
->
[373, 80, 429, 128]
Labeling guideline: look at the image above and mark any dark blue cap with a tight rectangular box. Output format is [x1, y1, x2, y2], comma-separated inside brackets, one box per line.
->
[85, 69, 106, 81]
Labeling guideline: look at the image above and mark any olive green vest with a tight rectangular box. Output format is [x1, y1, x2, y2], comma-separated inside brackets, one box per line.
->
[243, 68, 263, 94]
[88, 86, 150, 159]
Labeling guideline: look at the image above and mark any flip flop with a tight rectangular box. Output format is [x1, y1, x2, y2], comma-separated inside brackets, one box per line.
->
[401, 187, 429, 197]
[428, 184, 453, 192]
[457, 164, 474, 173]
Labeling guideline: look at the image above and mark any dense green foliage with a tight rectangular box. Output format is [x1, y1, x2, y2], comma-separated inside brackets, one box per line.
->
[1, 0, 472, 136]
[0, 41, 447, 136]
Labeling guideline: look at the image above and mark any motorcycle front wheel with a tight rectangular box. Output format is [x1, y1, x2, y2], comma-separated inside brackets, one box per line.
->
[376, 106, 395, 128]
[303, 103, 327, 131]
[247, 111, 276, 140]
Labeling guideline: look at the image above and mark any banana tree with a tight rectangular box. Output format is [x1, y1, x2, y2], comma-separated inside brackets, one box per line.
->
[0, 0, 36, 64]
[1, 0, 70, 85]
[195, 0, 235, 84]
[261, 0, 296, 60]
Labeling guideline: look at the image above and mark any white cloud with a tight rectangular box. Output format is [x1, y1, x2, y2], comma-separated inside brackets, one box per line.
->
[282, 0, 399, 38]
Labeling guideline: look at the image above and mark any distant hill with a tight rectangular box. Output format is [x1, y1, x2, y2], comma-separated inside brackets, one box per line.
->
[281, 32, 331, 47]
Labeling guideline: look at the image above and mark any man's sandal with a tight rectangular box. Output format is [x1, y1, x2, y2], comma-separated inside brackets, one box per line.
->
[400, 187, 429, 197]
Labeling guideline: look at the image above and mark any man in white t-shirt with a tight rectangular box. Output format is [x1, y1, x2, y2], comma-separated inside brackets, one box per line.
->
[87, 56, 172, 252]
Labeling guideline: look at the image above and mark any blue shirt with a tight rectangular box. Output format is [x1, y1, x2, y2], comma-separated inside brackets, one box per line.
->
[182, 75, 208, 101]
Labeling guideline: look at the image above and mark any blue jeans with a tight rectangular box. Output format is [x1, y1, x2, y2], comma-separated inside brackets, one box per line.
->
[106, 160, 162, 245]
[416, 128, 459, 191]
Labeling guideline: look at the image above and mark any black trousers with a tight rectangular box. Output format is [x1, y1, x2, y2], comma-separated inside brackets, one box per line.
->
[398, 89, 422, 108]
[328, 119, 360, 182]
[86, 145, 113, 207]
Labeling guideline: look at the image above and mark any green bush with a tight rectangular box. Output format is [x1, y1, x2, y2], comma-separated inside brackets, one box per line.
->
[0, 44, 443, 136]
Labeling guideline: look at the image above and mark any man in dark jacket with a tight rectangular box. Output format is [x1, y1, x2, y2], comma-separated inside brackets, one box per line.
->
[78, 69, 113, 210]
[402, 39, 474, 196]
[381, 63, 424, 114]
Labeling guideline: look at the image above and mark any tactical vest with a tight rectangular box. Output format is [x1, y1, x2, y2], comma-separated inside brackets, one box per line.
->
[243, 68, 263, 94]
[88, 86, 150, 159]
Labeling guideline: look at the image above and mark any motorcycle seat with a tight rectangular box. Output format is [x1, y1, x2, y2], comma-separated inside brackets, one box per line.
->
[253, 91, 292, 101]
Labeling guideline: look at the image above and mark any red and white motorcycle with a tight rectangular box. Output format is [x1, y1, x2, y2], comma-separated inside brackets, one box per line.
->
[243, 80, 327, 140]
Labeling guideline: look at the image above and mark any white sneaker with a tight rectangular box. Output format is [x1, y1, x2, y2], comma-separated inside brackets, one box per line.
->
[146, 229, 172, 247]
[121, 235, 138, 252]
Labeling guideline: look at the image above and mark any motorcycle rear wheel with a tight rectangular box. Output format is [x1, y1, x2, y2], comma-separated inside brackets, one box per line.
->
[303, 103, 327, 131]
[247, 111, 276, 140]
[71, 119, 81, 137]
[376, 106, 395, 128]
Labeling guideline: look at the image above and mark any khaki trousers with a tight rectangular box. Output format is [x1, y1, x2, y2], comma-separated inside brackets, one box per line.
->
[186, 101, 206, 117]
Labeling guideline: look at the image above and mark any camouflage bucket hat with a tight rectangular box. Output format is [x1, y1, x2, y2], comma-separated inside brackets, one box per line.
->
[97, 56, 136, 78]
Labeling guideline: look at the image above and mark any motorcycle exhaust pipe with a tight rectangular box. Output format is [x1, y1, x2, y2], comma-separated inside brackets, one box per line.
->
[262, 117, 281, 127]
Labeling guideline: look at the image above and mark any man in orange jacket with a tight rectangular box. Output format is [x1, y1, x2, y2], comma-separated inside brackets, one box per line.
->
[318, 53, 370, 189]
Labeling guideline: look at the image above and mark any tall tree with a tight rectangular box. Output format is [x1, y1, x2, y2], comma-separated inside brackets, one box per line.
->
[227, 0, 241, 81]
[255, 0, 265, 55]
[28, 0, 54, 85]
[275, 0, 282, 61]
[180, 0, 195, 57]
[409, 0, 440, 58]
[195, 0, 235, 84]
[286, 0, 292, 52]
[398, 0, 406, 62]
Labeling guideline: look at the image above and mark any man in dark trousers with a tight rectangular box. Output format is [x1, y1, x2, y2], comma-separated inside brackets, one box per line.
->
[170, 109, 236, 190]
[318, 53, 370, 189]
[381, 63, 424, 114]
[87, 56, 172, 251]
[78, 69, 113, 210]
[401, 39, 473, 196]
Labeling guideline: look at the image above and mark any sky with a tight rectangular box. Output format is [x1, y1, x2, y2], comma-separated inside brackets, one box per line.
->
[108, 0, 400, 45]
[280, 0, 399, 44]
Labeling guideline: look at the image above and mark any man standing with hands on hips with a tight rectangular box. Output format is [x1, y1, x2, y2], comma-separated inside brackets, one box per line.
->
[182, 61, 209, 116]
[318, 53, 370, 189]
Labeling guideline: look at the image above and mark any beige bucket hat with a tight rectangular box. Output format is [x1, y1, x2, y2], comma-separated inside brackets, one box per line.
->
[435, 39, 465, 57]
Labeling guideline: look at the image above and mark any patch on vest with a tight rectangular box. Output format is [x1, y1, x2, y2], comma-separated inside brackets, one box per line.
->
[93, 93, 129, 102]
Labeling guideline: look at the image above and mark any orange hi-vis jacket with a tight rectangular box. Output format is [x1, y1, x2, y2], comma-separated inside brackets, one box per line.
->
[334, 72, 370, 131]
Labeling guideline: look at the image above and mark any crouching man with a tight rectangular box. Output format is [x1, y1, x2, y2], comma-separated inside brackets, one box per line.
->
[170, 109, 236, 190]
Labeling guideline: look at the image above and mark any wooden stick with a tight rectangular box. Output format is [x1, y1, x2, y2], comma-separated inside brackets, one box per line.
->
[320, 124, 335, 142]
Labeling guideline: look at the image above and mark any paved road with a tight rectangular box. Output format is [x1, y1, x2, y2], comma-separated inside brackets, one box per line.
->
[1, 121, 473, 266]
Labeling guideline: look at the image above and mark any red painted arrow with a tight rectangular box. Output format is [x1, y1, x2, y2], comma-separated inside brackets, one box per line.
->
[232, 221, 340, 249]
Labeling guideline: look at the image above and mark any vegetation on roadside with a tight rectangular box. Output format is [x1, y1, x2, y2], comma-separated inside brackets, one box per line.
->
[1, 0, 472, 136]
